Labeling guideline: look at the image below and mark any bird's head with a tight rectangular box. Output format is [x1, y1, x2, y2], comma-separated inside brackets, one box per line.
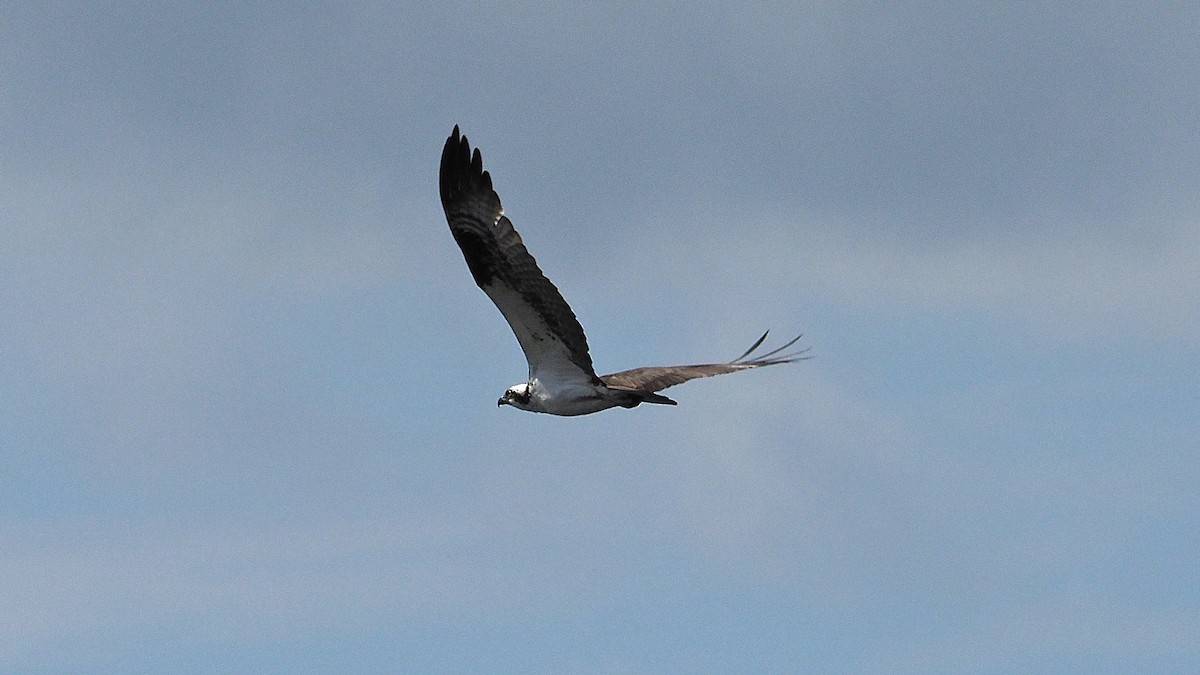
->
[498, 383, 533, 410]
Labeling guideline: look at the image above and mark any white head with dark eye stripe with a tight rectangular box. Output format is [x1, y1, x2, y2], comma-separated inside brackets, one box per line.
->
[498, 383, 532, 409]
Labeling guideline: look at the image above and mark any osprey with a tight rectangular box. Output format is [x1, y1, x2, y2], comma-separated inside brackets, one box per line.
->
[439, 125, 808, 416]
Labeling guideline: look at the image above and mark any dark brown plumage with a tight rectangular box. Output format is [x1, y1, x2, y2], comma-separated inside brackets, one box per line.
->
[440, 125, 600, 382]
[601, 332, 809, 394]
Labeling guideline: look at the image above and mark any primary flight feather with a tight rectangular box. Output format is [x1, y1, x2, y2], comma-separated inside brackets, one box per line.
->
[439, 125, 808, 416]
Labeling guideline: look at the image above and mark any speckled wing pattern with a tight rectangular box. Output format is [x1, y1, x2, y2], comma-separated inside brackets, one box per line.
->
[600, 332, 810, 393]
[439, 126, 600, 385]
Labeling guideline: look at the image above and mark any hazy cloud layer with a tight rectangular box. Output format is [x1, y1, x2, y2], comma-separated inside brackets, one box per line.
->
[2, 3, 1197, 672]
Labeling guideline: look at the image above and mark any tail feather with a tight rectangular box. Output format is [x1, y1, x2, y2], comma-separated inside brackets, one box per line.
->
[605, 385, 678, 407]
[636, 390, 677, 406]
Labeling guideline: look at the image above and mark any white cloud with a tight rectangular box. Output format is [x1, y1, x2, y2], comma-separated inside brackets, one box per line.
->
[793, 224, 1200, 340]
[596, 205, 1199, 344]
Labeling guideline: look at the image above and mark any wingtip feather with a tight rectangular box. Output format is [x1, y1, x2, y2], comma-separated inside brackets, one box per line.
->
[731, 330, 770, 363]
[730, 331, 811, 366]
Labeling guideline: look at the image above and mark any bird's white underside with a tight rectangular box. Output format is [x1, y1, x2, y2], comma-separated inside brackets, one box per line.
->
[503, 379, 625, 416]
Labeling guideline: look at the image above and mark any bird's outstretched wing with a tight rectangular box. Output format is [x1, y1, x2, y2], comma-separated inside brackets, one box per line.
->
[439, 125, 600, 386]
[600, 332, 809, 393]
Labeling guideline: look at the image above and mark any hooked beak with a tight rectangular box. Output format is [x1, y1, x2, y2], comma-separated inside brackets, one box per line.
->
[497, 396, 508, 407]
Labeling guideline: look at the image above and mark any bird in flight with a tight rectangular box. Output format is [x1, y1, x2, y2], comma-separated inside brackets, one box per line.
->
[439, 125, 808, 416]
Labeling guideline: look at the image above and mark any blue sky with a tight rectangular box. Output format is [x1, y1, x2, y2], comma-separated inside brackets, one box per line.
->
[2, 2, 1198, 672]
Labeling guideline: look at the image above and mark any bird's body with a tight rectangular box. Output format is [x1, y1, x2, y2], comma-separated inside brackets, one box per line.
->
[500, 379, 665, 417]
[438, 125, 807, 416]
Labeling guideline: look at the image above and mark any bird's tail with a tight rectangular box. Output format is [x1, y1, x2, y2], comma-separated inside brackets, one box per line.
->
[605, 385, 678, 407]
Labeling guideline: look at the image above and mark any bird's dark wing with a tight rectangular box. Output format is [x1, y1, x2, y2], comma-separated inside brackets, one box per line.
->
[439, 125, 599, 385]
[600, 332, 809, 393]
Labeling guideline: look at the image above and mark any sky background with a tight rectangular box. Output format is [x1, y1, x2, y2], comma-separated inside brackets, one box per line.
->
[2, 2, 1198, 672]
